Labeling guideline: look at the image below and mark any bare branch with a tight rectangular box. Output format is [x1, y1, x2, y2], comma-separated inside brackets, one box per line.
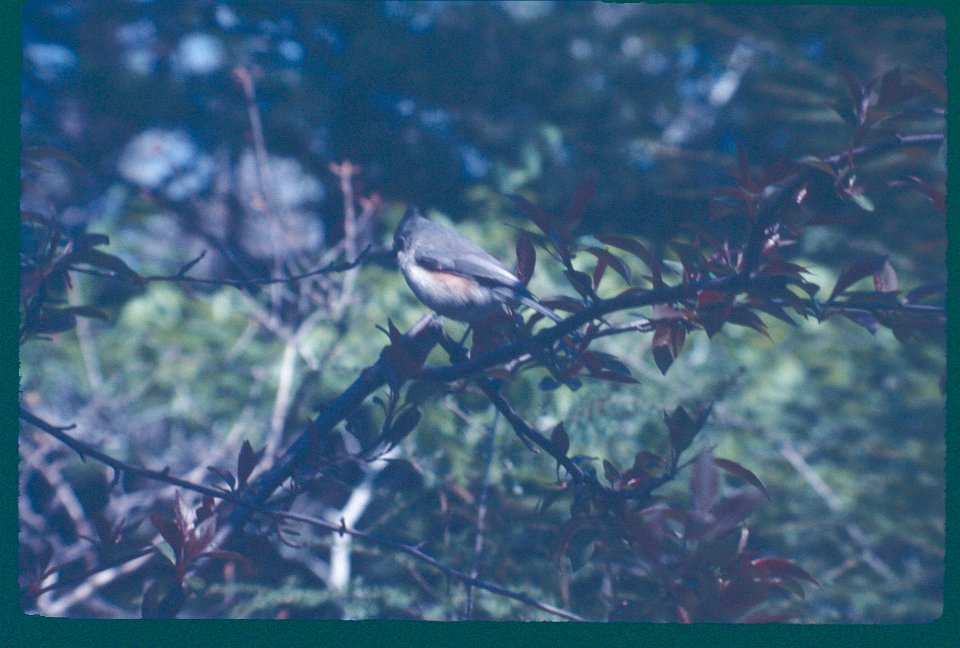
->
[20, 408, 232, 501]
[269, 508, 591, 621]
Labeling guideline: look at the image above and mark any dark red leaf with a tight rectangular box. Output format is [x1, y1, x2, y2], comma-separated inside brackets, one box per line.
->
[651, 320, 686, 375]
[726, 307, 772, 341]
[595, 234, 663, 286]
[747, 283, 810, 312]
[758, 258, 810, 278]
[706, 491, 763, 543]
[185, 517, 217, 562]
[651, 345, 674, 376]
[31, 308, 77, 334]
[837, 310, 880, 335]
[206, 466, 236, 491]
[551, 423, 570, 457]
[579, 351, 634, 384]
[624, 451, 667, 489]
[470, 310, 511, 356]
[592, 255, 608, 290]
[380, 330, 427, 382]
[775, 577, 809, 600]
[876, 66, 923, 108]
[748, 300, 799, 327]
[840, 69, 865, 121]
[564, 269, 594, 298]
[150, 513, 183, 555]
[697, 307, 729, 338]
[537, 486, 566, 516]
[828, 255, 889, 301]
[508, 194, 554, 237]
[694, 523, 745, 566]
[567, 531, 599, 572]
[196, 496, 216, 523]
[664, 405, 699, 459]
[388, 406, 421, 448]
[68, 248, 142, 282]
[697, 289, 731, 309]
[386, 318, 403, 345]
[563, 175, 595, 232]
[602, 459, 620, 486]
[174, 493, 192, 535]
[61, 305, 110, 321]
[714, 458, 769, 498]
[908, 68, 946, 102]
[583, 246, 632, 285]
[553, 516, 592, 561]
[796, 279, 821, 298]
[717, 578, 772, 618]
[651, 325, 673, 375]
[677, 222, 727, 261]
[74, 232, 111, 249]
[539, 295, 585, 314]
[750, 558, 821, 586]
[905, 282, 945, 304]
[760, 156, 796, 186]
[669, 241, 708, 275]
[237, 441, 265, 489]
[890, 176, 946, 215]
[663, 403, 713, 465]
[515, 232, 536, 285]
[691, 450, 719, 512]
[796, 156, 838, 178]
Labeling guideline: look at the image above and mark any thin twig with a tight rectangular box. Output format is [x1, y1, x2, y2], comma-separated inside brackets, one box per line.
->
[26, 547, 155, 601]
[20, 408, 232, 501]
[233, 65, 283, 313]
[465, 409, 499, 619]
[270, 508, 590, 621]
[69, 245, 373, 287]
[778, 441, 899, 584]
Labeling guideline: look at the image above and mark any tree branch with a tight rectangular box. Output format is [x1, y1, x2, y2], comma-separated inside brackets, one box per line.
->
[269, 507, 591, 621]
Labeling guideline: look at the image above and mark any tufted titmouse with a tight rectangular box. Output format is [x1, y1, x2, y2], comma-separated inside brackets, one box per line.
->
[393, 206, 562, 323]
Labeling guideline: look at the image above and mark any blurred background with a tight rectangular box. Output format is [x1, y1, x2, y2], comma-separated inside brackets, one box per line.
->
[20, 1, 945, 621]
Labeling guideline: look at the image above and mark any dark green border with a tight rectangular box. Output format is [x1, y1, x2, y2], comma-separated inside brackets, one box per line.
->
[6, 1, 956, 646]
[5, 0, 25, 644]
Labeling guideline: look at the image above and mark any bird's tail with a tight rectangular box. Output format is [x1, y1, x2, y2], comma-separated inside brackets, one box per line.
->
[515, 294, 563, 323]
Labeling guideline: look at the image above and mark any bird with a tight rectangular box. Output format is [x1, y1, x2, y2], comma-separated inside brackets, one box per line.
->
[393, 206, 562, 323]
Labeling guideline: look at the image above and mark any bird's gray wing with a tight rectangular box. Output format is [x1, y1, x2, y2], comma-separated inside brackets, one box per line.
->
[414, 246, 522, 288]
